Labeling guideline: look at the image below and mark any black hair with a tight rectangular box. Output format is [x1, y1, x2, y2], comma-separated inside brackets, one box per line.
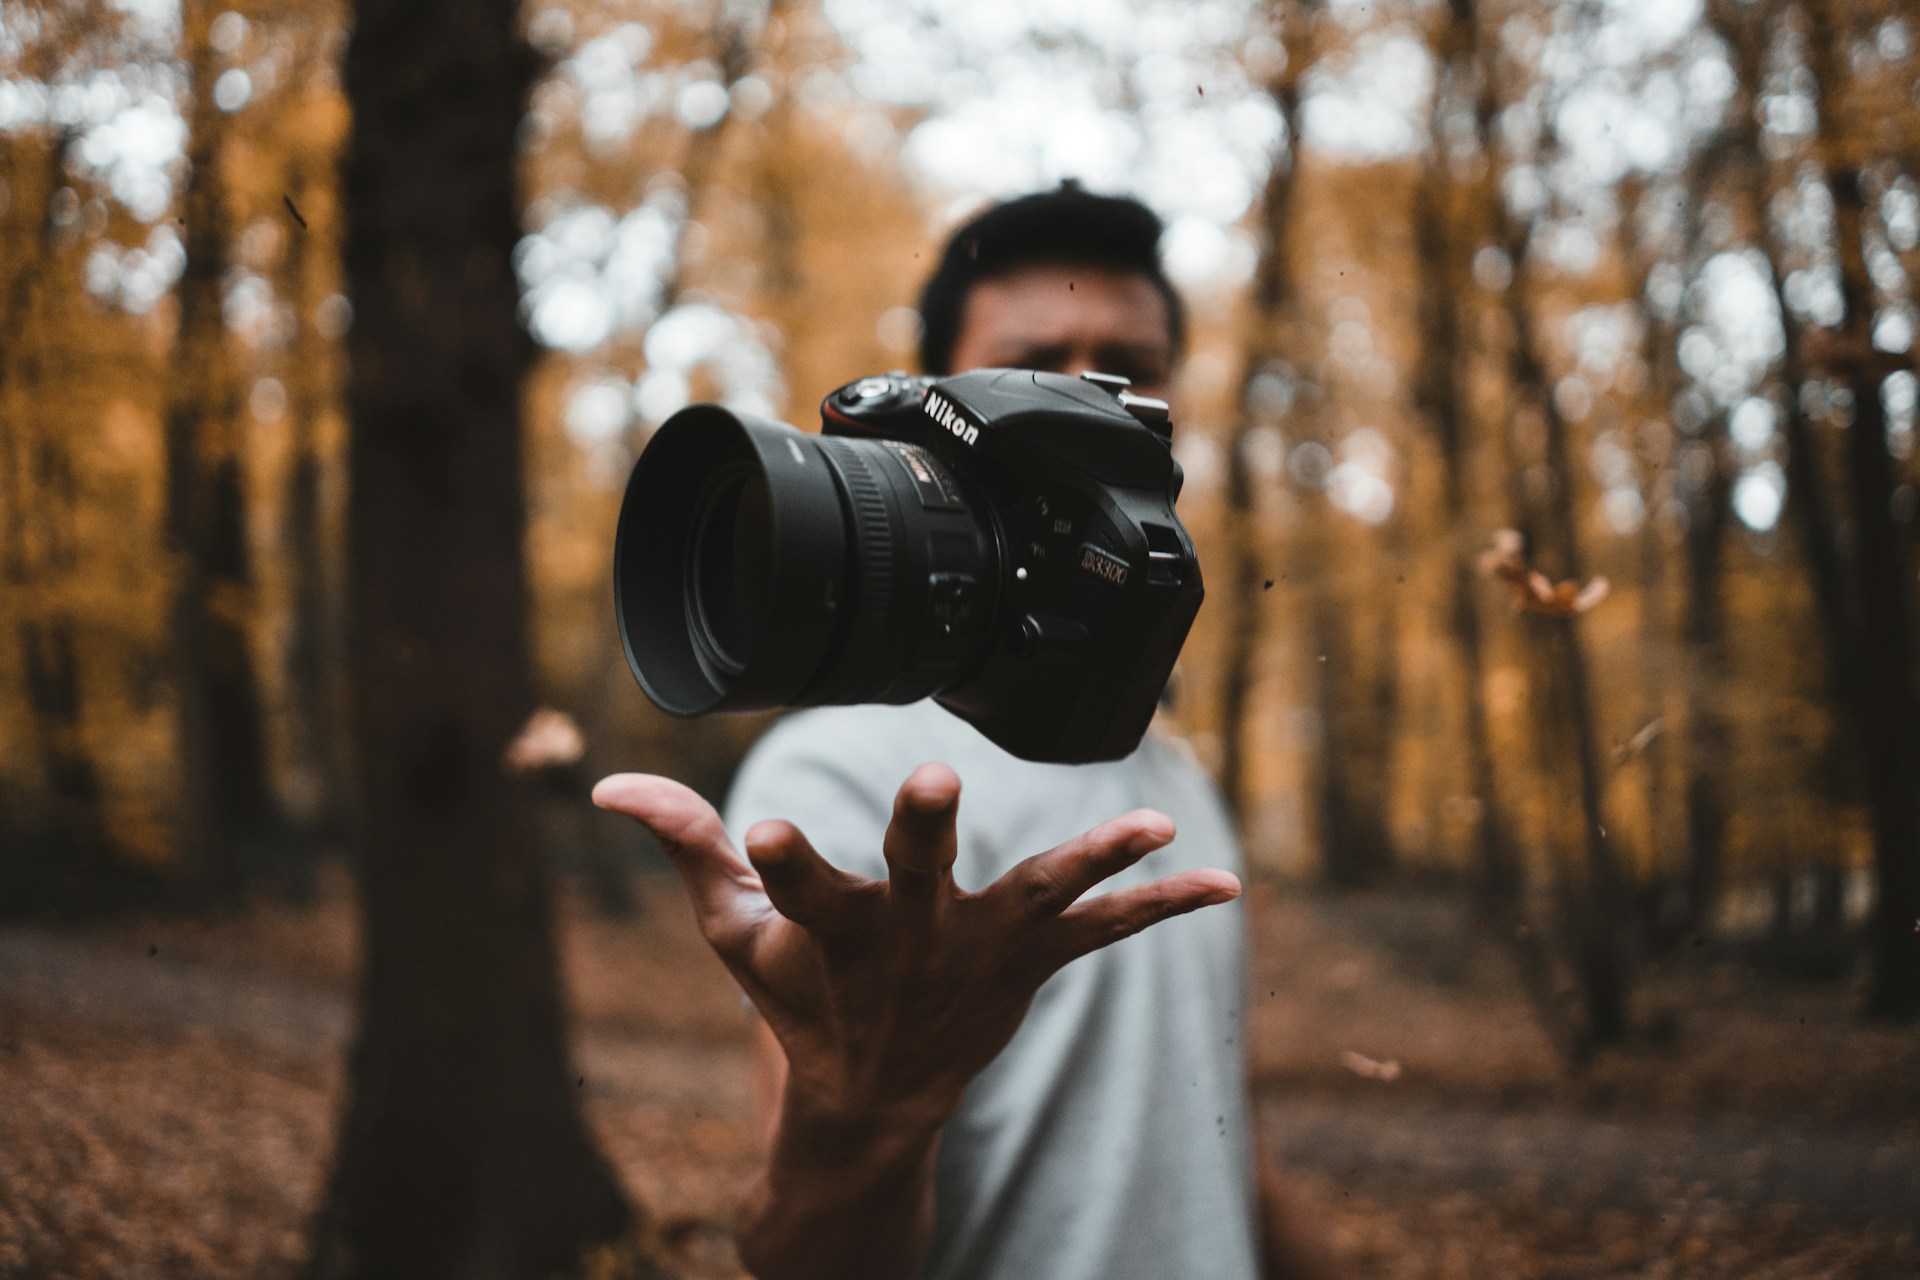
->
[915, 182, 1186, 376]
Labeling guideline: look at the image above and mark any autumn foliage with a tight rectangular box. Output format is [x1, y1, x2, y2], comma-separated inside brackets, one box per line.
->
[2, 0, 1919, 1274]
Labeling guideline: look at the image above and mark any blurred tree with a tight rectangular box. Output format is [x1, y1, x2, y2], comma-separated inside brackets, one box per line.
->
[1707, 0, 1861, 943]
[279, 148, 352, 847]
[1221, 0, 1315, 829]
[1, 0, 1908, 1041]
[1618, 169, 1723, 945]
[1470, 0, 1635, 1050]
[1413, 0, 1576, 1055]
[1, 129, 116, 906]
[1799, 0, 1920, 1018]
[164, 0, 280, 905]
[306, 0, 635, 1272]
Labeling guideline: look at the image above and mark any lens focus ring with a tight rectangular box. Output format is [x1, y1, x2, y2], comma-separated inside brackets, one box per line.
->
[815, 435, 896, 660]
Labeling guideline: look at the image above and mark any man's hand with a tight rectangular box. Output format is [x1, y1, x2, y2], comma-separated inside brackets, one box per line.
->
[592, 762, 1241, 1280]
[593, 762, 1240, 1126]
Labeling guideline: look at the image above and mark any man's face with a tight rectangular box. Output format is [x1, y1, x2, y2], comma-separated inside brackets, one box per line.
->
[946, 264, 1176, 400]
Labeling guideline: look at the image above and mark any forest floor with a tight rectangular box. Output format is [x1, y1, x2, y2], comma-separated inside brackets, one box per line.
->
[1, 867, 1916, 1280]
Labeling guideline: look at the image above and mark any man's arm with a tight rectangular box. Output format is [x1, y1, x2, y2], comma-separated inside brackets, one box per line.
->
[741, 1019, 938, 1280]
[595, 762, 1241, 1280]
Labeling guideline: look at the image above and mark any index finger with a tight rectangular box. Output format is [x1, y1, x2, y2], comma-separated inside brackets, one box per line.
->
[1034, 869, 1241, 979]
[593, 773, 764, 950]
[996, 808, 1177, 923]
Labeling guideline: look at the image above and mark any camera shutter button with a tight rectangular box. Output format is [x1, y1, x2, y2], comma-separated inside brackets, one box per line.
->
[1118, 391, 1172, 441]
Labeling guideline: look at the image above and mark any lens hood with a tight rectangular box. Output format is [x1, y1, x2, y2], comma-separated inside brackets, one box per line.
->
[614, 406, 850, 714]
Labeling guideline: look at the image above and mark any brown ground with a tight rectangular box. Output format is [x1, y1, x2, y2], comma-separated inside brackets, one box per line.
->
[1, 870, 1915, 1279]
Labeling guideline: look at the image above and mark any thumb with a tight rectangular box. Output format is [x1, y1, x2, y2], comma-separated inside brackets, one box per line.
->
[594, 773, 761, 948]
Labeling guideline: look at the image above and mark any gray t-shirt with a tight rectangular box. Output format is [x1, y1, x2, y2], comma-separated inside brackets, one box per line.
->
[724, 699, 1260, 1280]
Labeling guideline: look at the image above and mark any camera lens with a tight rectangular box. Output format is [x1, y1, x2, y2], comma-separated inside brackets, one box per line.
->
[614, 405, 1000, 717]
[686, 468, 770, 677]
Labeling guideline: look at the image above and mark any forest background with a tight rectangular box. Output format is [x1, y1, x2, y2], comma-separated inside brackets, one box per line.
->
[2, 0, 1918, 1276]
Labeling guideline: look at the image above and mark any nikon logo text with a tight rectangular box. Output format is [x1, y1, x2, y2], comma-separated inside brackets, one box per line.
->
[924, 391, 980, 446]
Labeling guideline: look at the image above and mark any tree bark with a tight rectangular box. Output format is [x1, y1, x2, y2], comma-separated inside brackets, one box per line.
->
[1503, 281, 1635, 1048]
[1709, 0, 1867, 951]
[1, 130, 116, 907]
[281, 158, 352, 847]
[165, 0, 278, 905]
[1220, 0, 1311, 829]
[1410, 0, 1591, 1057]
[1801, 0, 1920, 1019]
[1468, 0, 1634, 1049]
[1676, 422, 1731, 940]
[1620, 157, 1729, 945]
[306, 0, 636, 1273]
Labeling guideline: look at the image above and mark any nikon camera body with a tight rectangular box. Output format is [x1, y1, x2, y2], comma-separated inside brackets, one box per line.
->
[613, 368, 1204, 764]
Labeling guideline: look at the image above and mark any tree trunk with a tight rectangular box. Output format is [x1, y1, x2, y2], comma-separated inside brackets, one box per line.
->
[1505, 306, 1635, 1049]
[1, 131, 116, 907]
[1801, 0, 1920, 1019]
[165, 0, 278, 905]
[1409, 7, 1589, 1056]
[1220, 8, 1310, 827]
[1216, 400, 1267, 829]
[1468, 0, 1634, 1049]
[1306, 588, 1397, 887]
[1221, 2, 1405, 882]
[281, 160, 352, 847]
[1709, 0, 1868, 955]
[1677, 463, 1730, 942]
[1828, 163, 1920, 1018]
[1620, 165, 1726, 944]
[306, 0, 635, 1273]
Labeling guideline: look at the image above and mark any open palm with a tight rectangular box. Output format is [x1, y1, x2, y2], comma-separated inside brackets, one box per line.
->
[593, 761, 1241, 1122]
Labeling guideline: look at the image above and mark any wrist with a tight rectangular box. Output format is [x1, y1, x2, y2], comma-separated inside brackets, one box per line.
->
[776, 1078, 953, 1158]
[779, 1054, 964, 1142]
[738, 1086, 945, 1280]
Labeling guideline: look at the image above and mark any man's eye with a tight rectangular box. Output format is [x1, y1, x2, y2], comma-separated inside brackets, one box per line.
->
[1021, 350, 1072, 374]
[1111, 360, 1169, 389]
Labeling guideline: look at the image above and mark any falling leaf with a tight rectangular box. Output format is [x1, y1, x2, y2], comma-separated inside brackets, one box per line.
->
[1573, 576, 1611, 613]
[1612, 718, 1665, 764]
[1340, 1049, 1402, 1082]
[1478, 529, 1611, 617]
[504, 707, 586, 773]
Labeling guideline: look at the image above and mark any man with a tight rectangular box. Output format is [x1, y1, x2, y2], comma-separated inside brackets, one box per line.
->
[595, 186, 1348, 1280]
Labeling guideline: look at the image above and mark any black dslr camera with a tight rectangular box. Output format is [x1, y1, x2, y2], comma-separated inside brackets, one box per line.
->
[612, 369, 1204, 763]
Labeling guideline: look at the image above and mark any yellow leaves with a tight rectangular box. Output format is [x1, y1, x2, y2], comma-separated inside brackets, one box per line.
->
[1477, 528, 1610, 618]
